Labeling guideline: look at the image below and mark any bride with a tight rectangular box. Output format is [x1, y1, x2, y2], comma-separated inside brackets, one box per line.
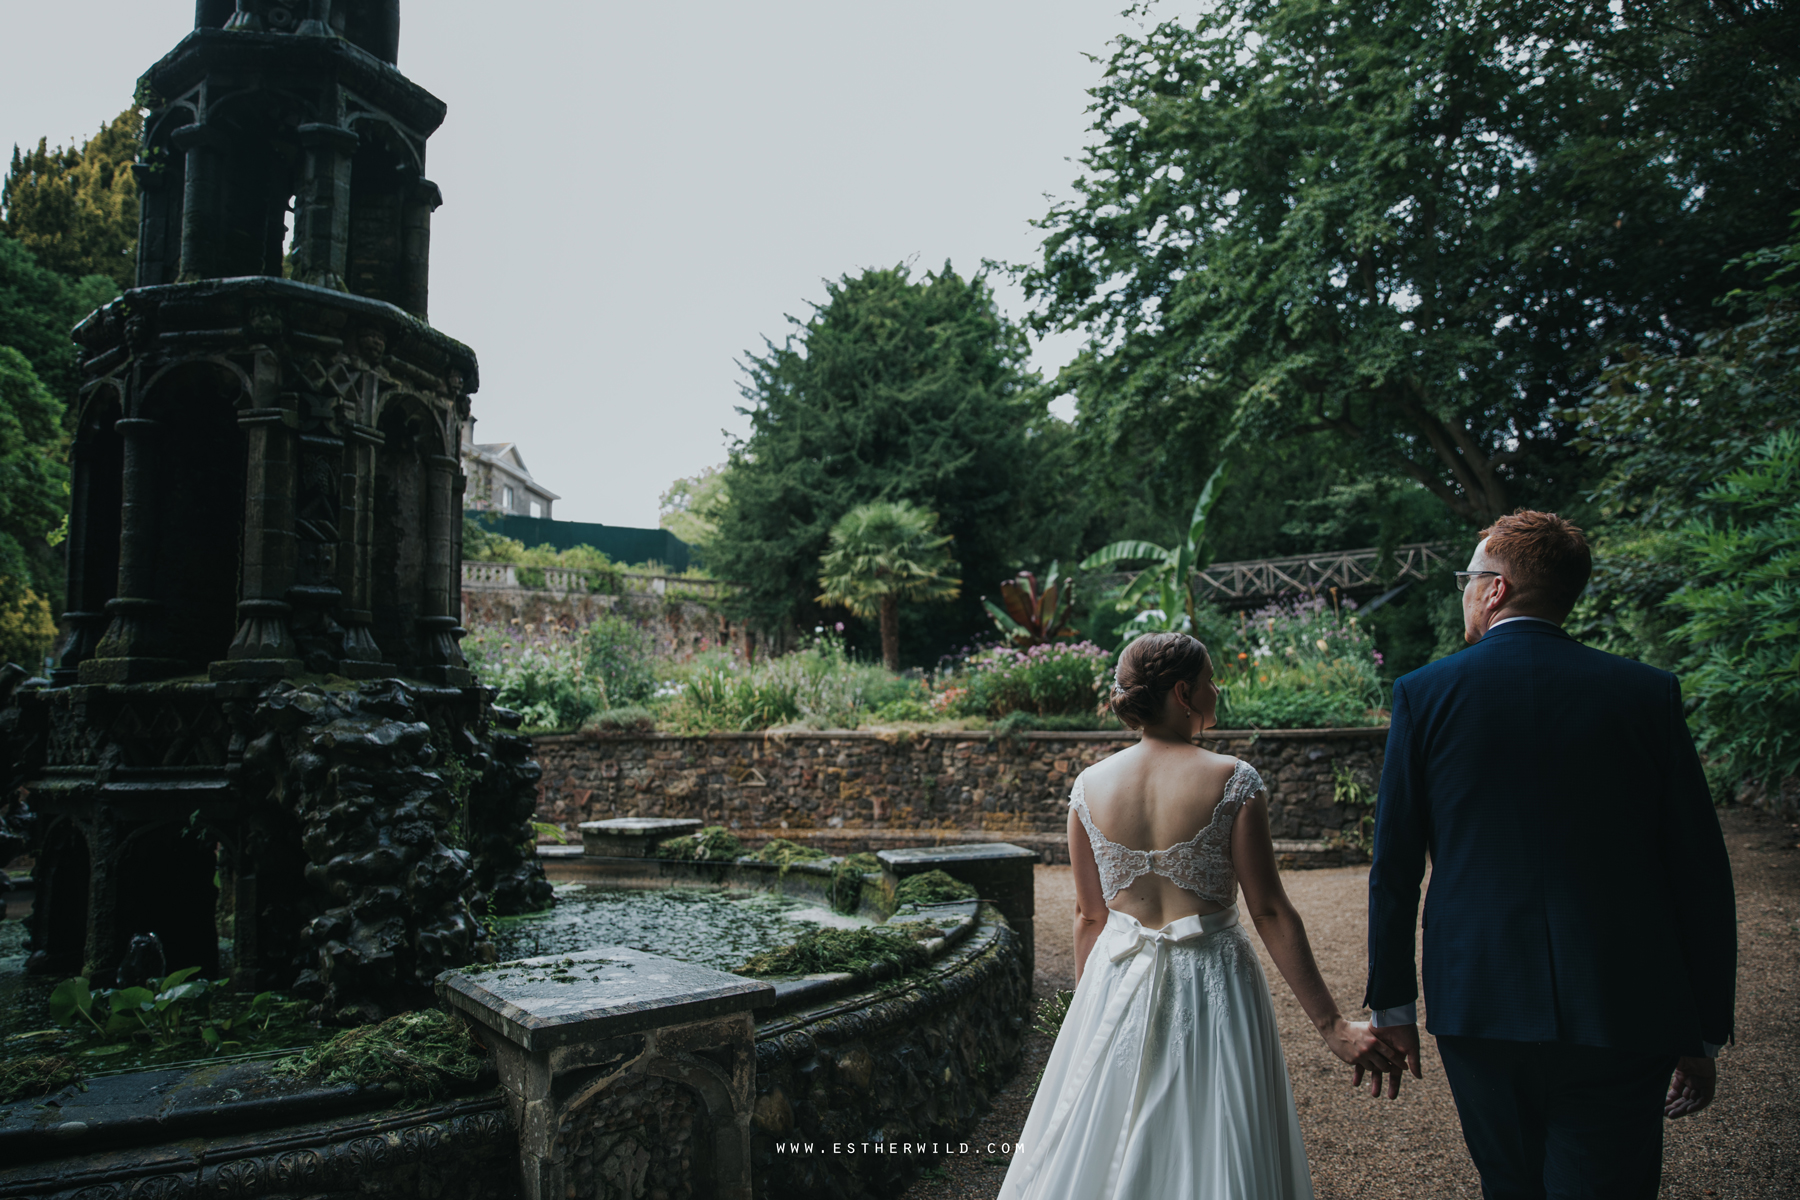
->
[999, 632, 1404, 1200]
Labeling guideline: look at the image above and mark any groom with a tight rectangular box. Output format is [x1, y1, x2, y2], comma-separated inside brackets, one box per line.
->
[1363, 510, 1736, 1198]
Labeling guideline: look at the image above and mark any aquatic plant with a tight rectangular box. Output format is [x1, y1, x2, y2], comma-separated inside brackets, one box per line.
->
[654, 825, 744, 861]
[275, 1009, 484, 1105]
[892, 869, 977, 907]
[0, 1055, 82, 1105]
[749, 838, 831, 872]
[736, 925, 932, 979]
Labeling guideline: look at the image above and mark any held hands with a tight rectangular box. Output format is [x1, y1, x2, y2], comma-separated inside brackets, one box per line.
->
[1665, 1056, 1717, 1119]
[1353, 1021, 1418, 1101]
[1322, 1018, 1415, 1099]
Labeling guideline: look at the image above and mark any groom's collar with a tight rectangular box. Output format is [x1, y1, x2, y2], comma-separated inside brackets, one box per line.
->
[1479, 615, 1574, 642]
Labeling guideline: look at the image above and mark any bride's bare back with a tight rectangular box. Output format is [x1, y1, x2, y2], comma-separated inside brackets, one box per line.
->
[1072, 741, 1244, 929]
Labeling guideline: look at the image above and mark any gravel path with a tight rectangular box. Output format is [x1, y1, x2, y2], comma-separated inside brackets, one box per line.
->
[904, 806, 1798, 1200]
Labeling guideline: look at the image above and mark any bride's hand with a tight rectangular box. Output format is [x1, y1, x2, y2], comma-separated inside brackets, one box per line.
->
[1322, 1018, 1408, 1097]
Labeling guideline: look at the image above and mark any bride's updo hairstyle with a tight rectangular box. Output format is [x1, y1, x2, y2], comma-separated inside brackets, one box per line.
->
[1108, 632, 1210, 730]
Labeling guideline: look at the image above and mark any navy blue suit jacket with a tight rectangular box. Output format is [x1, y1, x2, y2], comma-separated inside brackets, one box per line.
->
[1364, 619, 1736, 1056]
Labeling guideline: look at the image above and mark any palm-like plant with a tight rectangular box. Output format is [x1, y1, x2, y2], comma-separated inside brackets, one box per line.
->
[817, 501, 962, 670]
[983, 564, 1078, 648]
[1078, 462, 1231, 634]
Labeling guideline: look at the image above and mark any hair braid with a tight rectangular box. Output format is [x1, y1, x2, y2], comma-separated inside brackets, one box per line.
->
[1108, 632, 1210, 729]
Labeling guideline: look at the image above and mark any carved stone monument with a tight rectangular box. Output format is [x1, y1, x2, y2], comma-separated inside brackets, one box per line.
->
[1, 0, 551, 1019]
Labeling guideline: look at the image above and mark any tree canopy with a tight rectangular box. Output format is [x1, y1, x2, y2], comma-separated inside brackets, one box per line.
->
[710, 262, 1045, 663]
[1022, 0, 1800, 528]
[3, 108, 141, 292]
[0, 346, 68, 664]
[816, 500, 961, 670]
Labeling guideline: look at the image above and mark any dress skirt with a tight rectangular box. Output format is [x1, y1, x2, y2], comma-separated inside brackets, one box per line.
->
[999, 906, 1314, 1200]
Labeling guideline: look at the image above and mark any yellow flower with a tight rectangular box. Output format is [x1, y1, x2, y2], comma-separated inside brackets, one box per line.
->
[1316, 638, 1329, 652]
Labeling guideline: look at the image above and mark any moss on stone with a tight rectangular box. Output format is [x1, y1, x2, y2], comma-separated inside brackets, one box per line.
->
[749, 838, 830, 870]
[829, 851, 882, 913]
[893, 869, 977, 907]
[0, 1055, 82, 1105]
[737, 925, 933, 979]
[654, 825, 743, 861]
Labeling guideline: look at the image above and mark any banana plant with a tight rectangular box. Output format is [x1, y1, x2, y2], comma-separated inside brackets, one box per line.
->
[982, 563, 1078, 647]
[1078, 462, 1231, 634]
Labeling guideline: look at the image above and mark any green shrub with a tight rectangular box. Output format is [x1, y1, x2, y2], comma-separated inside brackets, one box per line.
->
[663, 633, 888, 731]
[1216, 678, 1369, 730]
[893, 869, 977, 906]
[460, 636, 597, 732]
[678, 669, 801, 731]
[1663, 429, 1800, 790]
[736, 925, 932, 978]
[584, 705, 656, 732]
[655, 825, 744, 861]
[956, 641, 1112, 718]
[1210, 596, 1384, 728]
[868, 697, 936, 723]
[583, 615, 656, 705]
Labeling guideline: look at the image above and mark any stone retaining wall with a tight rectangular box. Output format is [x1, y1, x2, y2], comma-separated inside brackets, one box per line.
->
[750, 905, 1030, 1199]
[533, 728, 1388, 863]
[461, 587, 752, 662]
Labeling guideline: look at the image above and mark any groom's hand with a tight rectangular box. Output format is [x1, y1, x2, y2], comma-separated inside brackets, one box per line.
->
[1355, 1023, 1422, 1099]
[1665, 1056, 1717, 1119]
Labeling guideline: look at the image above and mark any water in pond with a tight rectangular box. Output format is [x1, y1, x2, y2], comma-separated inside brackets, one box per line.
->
[490, 884, 867, 972]
[1, 885, 860, 1085]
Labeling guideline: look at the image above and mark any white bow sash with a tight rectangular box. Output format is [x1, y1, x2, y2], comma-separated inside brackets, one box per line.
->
[1009, 905, 1241, 1199]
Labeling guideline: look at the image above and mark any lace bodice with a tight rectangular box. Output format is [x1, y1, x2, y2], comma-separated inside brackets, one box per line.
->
[1070, 760, 1265, 907]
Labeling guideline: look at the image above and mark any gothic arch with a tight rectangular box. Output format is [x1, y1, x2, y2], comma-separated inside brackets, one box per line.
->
[136, 360, 249, 668]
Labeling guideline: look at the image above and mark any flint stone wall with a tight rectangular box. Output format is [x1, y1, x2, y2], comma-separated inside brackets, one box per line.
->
[533, 729, 1387, 863]
[460, 588, 751, 663]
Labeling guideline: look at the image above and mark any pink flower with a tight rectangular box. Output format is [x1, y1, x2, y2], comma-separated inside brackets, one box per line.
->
[835, 622, 845, 632]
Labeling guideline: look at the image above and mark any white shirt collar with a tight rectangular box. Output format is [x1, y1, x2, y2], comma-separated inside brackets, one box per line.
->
[1485, 615, 1561, 633]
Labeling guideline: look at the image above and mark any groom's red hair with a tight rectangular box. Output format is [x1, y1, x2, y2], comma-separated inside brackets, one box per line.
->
[1478, 510, 1592, 621]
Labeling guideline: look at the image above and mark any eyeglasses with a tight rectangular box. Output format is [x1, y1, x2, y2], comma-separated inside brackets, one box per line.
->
[1453, 570, 1502, 592]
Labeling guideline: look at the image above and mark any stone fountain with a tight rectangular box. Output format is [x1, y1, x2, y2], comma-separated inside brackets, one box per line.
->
[0, 0, 550, 1021]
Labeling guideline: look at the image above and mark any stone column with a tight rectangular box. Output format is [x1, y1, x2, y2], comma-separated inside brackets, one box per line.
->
[82, 418, 182, 682]
[418, 450, 469, 684]
[400, 178, 442, 319]
[173, 123, 227, 282]
[336, 416, 386, 676]
[50, 437, 104, 685]
[438, 947, 773, 1200]
[292, 123, 358, 292]
[213, 358, 301, 679]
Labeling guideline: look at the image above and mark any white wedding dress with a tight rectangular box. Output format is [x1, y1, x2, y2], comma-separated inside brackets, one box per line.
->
[999, 760, 1314, 1200]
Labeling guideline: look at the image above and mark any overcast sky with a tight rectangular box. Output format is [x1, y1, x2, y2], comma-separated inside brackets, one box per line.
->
[2, 1, 1164, 527]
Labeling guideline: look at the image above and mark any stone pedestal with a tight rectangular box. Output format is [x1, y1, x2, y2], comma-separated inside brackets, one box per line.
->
[438, 947, 773, 1200]
[580, 817, 703, 859]
[878, 843, 1039, 969]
